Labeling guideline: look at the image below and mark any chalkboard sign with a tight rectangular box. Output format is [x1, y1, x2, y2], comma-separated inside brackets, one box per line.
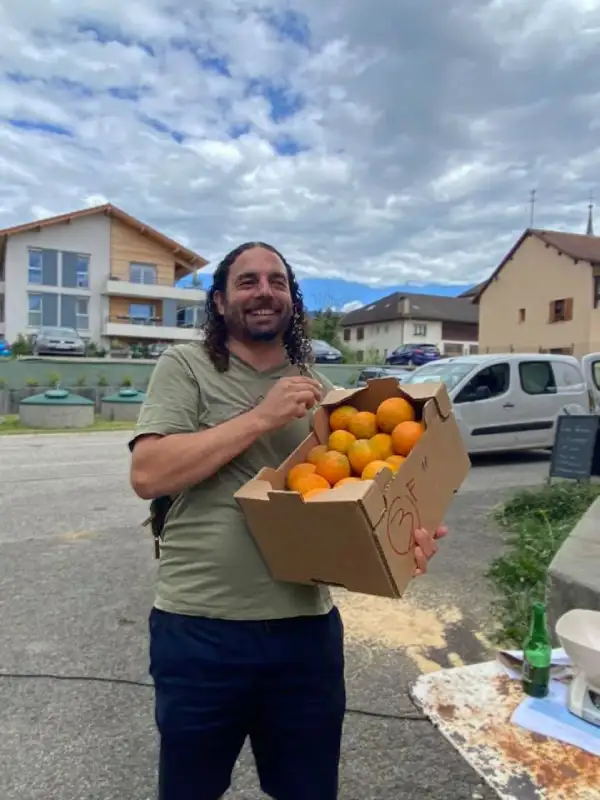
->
[549, 414, 600, 481]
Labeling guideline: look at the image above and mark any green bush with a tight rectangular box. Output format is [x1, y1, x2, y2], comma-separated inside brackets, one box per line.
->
[11, 334, 35, 357]
[487, 481, 600, 646]
[46, 372, 61, 388]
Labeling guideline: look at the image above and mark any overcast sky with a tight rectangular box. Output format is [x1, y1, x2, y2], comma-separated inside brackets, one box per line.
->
[1, 0, 599, 304]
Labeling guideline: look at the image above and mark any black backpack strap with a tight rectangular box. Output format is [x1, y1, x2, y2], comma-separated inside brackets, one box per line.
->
[142, 495, 175, 559]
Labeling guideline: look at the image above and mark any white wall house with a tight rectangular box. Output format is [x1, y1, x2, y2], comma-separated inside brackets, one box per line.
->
[340, 292, 479, 361]
[0, 204, 208, 348]
[4, 213, 110, 345]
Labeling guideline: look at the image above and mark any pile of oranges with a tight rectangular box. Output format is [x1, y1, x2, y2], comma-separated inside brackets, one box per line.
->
[286, 396, 425, 500]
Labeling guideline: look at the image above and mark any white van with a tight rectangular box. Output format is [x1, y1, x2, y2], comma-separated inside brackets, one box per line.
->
[402, 353, 599, 454]
[581, 353, 600, 412]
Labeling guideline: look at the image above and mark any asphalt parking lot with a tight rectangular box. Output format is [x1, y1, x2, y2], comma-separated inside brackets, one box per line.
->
[0, 432, 552, 800]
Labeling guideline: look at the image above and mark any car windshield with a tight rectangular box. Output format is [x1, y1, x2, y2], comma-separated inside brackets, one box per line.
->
[42, 328, 78, 338]
[402, 361, 476, 391]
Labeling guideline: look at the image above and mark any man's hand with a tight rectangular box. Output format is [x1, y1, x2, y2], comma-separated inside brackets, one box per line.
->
[413, 525, 448, 576]
[253, 376, 324, 432]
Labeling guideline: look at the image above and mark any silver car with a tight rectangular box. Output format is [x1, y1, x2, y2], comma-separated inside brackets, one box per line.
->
[33, 327, 86, 357]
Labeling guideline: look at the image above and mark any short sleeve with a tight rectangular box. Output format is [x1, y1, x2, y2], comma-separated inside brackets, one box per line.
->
[128, 350, 203, 451]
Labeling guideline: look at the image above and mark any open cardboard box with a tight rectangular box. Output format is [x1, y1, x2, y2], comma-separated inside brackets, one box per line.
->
[235, 377, 471, 599]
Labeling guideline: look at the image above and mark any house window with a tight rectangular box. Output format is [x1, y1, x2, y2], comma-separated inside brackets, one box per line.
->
[518, 308, 526, 323]
[343, 328, 351, 342]
[28, 293, 42, 326]
[356, 327, 364, 341]
[413, 323, 427, 336]
[549, 298, 573, 323]
[28, 250, 42, 284]
[177, 305, 196, 327]
[129, 302, 155, 323]
[76, 298, 89, 329]
[76, 255, 89, 288]
[130, 262, 157, 285]
[355, 350, 364, 362]
[594, 276, 600, 308]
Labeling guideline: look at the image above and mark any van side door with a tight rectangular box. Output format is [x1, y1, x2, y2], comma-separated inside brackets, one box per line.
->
[515, 359, 572, 448]
[453, 361, 516, 453]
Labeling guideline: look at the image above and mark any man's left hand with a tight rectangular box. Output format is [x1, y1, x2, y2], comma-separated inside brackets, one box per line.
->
[413, 526, 448, 576]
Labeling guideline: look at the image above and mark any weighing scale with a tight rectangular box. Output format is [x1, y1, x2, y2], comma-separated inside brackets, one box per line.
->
[556, 608, 600, 727]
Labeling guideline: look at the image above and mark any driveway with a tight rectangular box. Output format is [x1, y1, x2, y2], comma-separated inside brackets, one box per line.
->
[0, 433, 551, 799]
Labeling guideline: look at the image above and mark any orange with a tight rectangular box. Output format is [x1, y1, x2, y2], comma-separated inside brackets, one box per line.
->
[329, 405, 359, 431]
[386, 455, 406, 473]
[361, 460, 392, 480]
[307, 444, 328, 465]
[294, 473, 331, 496]
[304, 487, 330, 501]
[328, 429, 357, 454]
[334, 476, 362, 488]
[347, 439, 378, 475]
[391, 421, 425, 457]
[348, 410, 378, 440]
[287, 462, 316, 491]
[376, 397, 416, 433]
[315, 451, 351, 485]
[369, 432, 393, 460]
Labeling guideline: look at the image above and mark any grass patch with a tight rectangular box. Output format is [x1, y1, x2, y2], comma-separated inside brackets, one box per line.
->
[486, 481, 600, 648]
[0, 414, 134, 435]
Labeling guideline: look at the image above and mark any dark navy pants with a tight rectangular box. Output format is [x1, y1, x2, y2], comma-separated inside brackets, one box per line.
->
[149, 606, 346, 800]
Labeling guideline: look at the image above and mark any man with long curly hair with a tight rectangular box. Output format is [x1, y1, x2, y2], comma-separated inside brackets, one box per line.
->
[129, 242, 445, 800]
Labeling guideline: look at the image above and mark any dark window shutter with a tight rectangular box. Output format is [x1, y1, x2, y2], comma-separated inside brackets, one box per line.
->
[41, 293, 58, 326]
[62, 252, 78, 288]
[565, 297, 574, 321]
[41, 250, 58, 286]
[61, 295, 77, 328]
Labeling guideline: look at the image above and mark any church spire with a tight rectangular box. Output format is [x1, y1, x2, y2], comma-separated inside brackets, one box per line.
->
[587, 191, 594, 236]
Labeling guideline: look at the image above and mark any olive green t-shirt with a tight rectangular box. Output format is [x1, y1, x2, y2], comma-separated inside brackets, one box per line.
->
[130, 342, 335, 621]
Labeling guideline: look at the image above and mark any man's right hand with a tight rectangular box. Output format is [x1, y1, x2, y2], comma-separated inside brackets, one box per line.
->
[253, 376, 324, 431]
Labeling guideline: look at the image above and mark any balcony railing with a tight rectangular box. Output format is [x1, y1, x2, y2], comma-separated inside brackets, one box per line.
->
[107, 314, 198, 329]
[108, 275, 203, 290]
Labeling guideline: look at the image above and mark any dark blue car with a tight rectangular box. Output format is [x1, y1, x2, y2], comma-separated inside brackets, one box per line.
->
[385, 343, 440, 367]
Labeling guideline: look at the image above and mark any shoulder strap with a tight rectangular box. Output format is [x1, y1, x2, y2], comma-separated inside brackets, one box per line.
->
[142, 495, 175, 559]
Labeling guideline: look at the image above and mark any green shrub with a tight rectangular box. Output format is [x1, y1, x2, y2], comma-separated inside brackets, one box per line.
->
[487, 481, 600, 646]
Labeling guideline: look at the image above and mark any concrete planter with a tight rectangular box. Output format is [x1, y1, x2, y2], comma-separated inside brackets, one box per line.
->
[101, 388, 146, 422]
[19, 388, 95, 429]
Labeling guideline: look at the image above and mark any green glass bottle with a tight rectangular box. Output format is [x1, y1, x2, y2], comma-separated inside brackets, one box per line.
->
[522, 602, 552, 698]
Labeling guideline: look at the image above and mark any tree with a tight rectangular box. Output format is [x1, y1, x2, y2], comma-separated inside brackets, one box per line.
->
[309, 309, 343, 347]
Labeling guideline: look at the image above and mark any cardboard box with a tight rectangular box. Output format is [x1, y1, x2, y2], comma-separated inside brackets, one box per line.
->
[234, 377, 471, 599]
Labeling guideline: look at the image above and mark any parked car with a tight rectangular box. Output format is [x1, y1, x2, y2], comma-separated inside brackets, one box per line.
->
[32, 327, 86, 357]
[311, 339, 343, 364]
[355, 366, 413, 387]
[385, 343, 441, 366]
[148, 343, 170, 359]
[0, 340, 12, 358]
[402, 353, 598, 454]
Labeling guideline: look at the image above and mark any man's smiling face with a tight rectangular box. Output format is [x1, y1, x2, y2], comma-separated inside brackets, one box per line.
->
[215, 246, 293, 343]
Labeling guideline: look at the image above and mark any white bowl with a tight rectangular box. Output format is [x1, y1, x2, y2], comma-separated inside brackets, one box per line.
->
[556, 609, 600, 690]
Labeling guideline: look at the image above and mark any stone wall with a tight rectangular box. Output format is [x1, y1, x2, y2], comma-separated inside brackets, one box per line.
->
[546, 496, 600, 643]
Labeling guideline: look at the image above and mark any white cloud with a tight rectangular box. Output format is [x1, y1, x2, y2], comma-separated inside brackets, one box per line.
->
[1, 0, 600, 289]
[341, 300, 364, 313]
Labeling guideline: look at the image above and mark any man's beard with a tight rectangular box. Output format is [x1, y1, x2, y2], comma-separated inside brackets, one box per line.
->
[223, 301, 293, 343]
